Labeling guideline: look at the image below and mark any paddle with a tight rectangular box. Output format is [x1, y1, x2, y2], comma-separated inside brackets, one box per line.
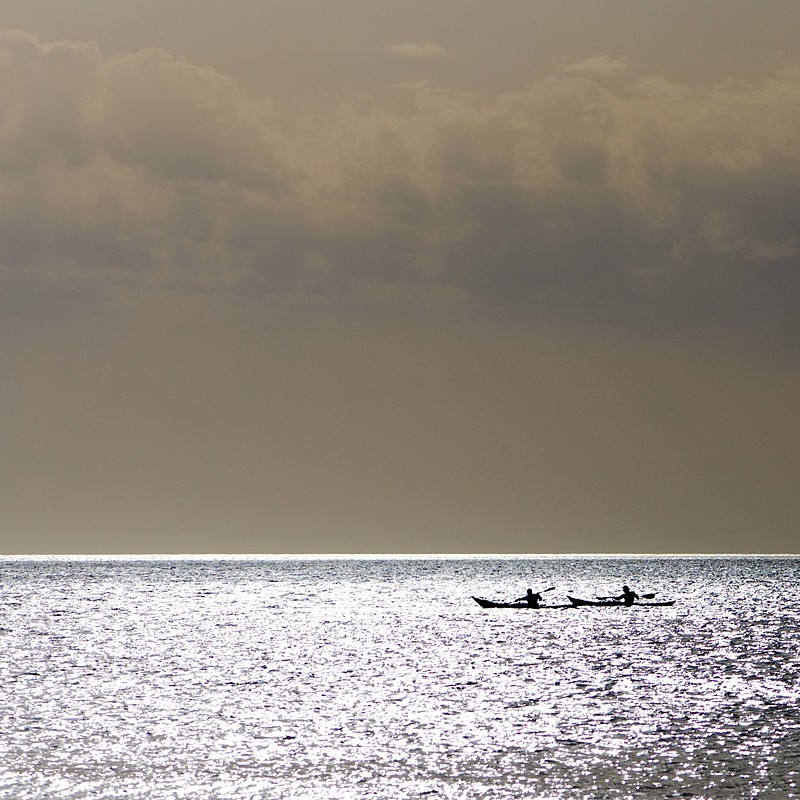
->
[596, 592, 656, 600]
[513, 587, 555, 602]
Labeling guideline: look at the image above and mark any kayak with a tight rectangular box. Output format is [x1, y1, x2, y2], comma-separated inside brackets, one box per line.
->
[472, 596, 573, 609]
[567, 595, 676, 608]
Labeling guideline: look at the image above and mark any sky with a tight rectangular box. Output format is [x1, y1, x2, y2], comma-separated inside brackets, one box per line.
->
[1, 1, 799, 554]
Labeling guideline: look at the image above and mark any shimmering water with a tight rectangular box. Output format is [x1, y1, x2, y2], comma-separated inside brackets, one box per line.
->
[1, 555, 799, 799]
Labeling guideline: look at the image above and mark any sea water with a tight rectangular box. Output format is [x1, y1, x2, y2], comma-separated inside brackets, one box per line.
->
[1, 555, 798, 799]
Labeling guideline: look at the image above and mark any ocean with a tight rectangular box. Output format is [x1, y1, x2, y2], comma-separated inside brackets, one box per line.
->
[1, 555, 798, 799]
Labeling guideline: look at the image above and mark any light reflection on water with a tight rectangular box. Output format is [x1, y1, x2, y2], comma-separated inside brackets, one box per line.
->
[1, 556, 799, 799]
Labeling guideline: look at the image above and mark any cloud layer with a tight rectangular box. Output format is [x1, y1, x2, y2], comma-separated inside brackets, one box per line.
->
[389, 42, 447, 59]
[2, 31, 799, 334]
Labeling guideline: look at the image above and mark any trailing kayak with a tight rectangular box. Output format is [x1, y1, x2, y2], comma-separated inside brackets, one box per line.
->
[567, 595, 676, 607]
[472, 596, 573, 609]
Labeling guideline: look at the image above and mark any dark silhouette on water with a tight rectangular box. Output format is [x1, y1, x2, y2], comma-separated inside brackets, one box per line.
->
[514, 588, 543, 608]
[472, 587, 567, 609]
[618, 585, 639, 606]
[569, 586, 671, 607]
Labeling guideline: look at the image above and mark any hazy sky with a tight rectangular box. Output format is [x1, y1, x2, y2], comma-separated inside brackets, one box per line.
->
[2, 2, 799, 554]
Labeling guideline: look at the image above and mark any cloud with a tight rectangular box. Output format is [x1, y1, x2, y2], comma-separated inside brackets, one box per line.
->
[388, 42, 447, 60]
[2, 31, 800, 337]
[0, 30, 102, 171]
[565, 55, 630, 77]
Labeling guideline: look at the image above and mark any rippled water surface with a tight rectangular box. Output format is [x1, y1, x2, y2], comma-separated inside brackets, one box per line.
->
[2, 555, 799, 799]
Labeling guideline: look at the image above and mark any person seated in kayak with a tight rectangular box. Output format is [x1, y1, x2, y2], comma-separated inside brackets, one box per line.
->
[515, 589, 543, 608]
[617, 585, 639, 606]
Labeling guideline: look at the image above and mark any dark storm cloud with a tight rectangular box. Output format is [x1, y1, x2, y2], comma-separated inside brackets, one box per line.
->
[1, 31, 799, 334]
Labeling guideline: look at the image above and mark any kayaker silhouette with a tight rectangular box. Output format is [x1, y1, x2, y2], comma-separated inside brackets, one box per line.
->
[514, 588, 543, 608]
[618, 585, 639, 606]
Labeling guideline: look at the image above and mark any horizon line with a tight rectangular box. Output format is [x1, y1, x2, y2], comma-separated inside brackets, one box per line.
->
[2, 552, 798, 560]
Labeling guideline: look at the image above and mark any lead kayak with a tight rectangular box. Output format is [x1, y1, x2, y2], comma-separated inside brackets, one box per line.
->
[567, 595, 676, 607]
[472, 596, 573, 609]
